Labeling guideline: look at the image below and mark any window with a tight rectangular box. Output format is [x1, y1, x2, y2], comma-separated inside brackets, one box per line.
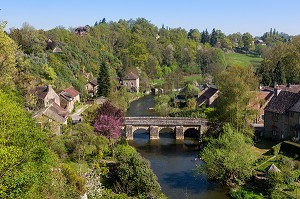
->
[261, 115, 264, 121]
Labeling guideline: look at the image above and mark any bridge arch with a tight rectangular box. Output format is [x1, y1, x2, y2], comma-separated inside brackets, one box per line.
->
[184, 128, 200, 139]
[158, 127, 175, 138]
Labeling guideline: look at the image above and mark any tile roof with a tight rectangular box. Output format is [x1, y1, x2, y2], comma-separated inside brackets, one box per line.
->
[123, 72, 139, 80]
[264, 91, 300, 114]
[63, 86, 80, 98]
[250, 91, 274, 109]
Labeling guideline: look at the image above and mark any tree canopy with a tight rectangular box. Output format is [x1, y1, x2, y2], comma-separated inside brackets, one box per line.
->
[197, 124, 255, 185]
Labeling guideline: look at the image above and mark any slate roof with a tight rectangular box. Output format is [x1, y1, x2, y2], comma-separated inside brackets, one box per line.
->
[262, 84, 300, 93]
[34, 85, 49, 100]
[62, 86, 80, 98]
[197, 87, 218, 105]
[89, 79, 98, 86]
[264, 91, 300, 114]
[289, 99, 300, 113]
[123, 72, 139, 80]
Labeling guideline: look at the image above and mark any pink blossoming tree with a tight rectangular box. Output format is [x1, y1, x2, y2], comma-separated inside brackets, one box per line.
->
[93, 101, 124, 140]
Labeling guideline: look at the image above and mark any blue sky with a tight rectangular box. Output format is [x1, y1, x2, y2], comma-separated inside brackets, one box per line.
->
[1, 0, 299, 36]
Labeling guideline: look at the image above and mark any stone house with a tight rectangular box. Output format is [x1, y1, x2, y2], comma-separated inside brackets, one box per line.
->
[264, 91, 300, 140]
[34, 85, 60, 108]
[32, 85, 69, 134]
[122, 72, 139, 92]
[85, 79, 98, 97]
[60, 86, 80, 113]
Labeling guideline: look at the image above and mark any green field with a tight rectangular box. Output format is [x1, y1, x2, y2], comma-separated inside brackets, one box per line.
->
[225, 53, 263, 67]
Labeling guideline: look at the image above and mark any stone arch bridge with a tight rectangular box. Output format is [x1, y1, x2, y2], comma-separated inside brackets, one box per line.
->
[123, 117, 208, 140]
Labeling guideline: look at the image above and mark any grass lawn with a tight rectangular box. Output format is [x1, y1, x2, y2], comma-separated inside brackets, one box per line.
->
[251, 139, 277, 157]
[225, 52, 263, 67]
[183, 75, 203, 84]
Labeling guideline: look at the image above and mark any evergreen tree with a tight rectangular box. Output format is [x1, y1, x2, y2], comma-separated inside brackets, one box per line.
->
[210, 28, 217, 46]
[201, 29, 210, 44]
[274, 61, 285, 85]
[97, 61, 110, 97]
[94, 21, 98, 26]
[270, 28, 273, 36]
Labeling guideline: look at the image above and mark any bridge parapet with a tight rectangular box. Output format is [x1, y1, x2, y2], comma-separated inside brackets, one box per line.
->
[123, 117, 209, 140]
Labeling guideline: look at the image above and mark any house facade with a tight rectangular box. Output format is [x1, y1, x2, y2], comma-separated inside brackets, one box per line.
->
[60, 86, 80, 113]
[85, 79, 98, 97]
[122, 72, 139, 92]
[264, 91, 300, 140]
[34, 85, 60, 108]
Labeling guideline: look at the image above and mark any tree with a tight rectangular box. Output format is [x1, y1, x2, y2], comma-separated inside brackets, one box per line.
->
[0, 90, 81, 198]
[196, 124, 255, 185]
[215, 66, 258, 134]
[242, 32, 254, 52]
[274, 61, 285, 84]
[93, 101, 124, 140]
[113, 144, 163, 198]
[210, 28, 217, 46]
[97, 61, 110, 97]
[201, 29, 210, 44]
[0, 24, 18, 90]
[188, 29, 201, 42]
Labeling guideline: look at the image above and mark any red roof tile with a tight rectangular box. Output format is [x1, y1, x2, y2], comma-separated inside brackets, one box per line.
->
[63, 86, 80, 98]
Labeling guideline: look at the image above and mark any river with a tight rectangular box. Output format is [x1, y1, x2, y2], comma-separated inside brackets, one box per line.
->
[126, 95, 229, 199]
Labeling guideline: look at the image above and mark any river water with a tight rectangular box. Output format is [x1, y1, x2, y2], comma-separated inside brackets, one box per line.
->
[127, 95, 229, 199]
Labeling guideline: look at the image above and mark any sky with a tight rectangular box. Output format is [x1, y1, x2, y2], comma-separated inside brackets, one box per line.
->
[1, 0, 300, 36]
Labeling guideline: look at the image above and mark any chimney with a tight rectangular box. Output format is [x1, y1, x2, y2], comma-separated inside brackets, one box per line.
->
[274, 87, 281, 96]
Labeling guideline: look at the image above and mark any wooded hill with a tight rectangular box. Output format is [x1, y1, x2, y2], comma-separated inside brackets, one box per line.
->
[5, 18, 300, 106]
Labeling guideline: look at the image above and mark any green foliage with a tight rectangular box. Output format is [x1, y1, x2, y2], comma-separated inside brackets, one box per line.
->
[154, 94, 173, 116]
[0, 26, 18, 90]
[215, 65, 258, 134]
[229, 187, 263, 199]
[62, 163, 86, 195]
[112, 144, 164, 198]
[259, 37, 300, 85]
[197, 124, 255, 185]
[271, 143, 282, 155]
[0, 90, 81, 198]
[97, 61, 111, 97]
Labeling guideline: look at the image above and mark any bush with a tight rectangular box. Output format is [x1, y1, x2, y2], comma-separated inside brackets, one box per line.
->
[271, 143, 281, 155]
[111, 144, 164, 198]
[229, 187, 263, 199]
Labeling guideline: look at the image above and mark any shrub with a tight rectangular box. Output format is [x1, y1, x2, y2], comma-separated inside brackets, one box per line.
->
[229, 187, 263, 199]
[271, 143, 281, 155]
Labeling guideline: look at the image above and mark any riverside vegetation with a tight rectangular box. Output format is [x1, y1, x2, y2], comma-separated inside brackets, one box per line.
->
[1, 16, 300, 198]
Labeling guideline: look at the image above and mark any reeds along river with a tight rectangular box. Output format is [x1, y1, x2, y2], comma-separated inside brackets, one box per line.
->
[126, 95, 229, 199]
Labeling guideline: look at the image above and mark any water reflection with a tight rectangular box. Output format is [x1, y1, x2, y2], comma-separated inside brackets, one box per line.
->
[127, 96, 228, 199]
[128, 129, 228, 199]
